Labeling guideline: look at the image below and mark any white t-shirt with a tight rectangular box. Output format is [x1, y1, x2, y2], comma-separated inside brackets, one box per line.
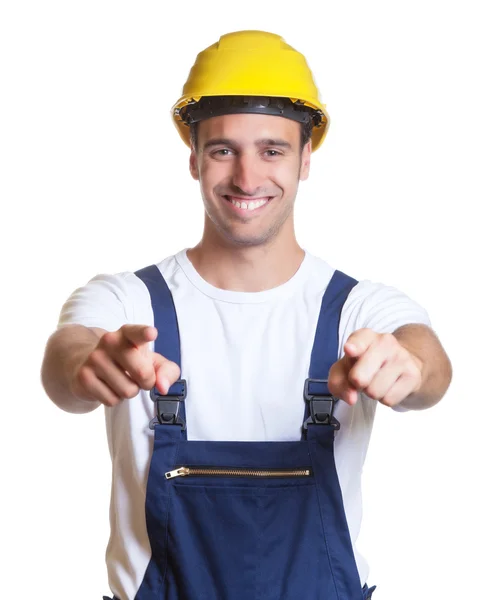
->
[58, 248, 431, 600]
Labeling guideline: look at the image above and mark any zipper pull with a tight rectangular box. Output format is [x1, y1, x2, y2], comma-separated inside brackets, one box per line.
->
[165, 467, 190, 479]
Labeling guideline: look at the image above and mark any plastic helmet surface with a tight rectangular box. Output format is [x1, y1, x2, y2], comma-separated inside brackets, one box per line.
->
[171, 30, 330, 152]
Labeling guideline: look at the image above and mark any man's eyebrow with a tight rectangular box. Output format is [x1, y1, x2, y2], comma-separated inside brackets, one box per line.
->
[256, 139, 293, 149]
[202, 138, 237, 150]
[202, 138, 293, 150]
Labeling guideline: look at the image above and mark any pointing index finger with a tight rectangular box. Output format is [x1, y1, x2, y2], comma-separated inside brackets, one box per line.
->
[120, 325, 157, 348]
[344, 328, 378, 358]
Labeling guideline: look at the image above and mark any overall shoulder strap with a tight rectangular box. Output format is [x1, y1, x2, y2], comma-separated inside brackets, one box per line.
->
[134, 265, 187, 431]
[304, 270, 359, 426]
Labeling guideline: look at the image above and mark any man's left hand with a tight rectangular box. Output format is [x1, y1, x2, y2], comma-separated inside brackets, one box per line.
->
[328, 328, 423, 407]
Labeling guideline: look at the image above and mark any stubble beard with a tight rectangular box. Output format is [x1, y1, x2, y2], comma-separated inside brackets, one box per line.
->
[203, 192, 295, 248]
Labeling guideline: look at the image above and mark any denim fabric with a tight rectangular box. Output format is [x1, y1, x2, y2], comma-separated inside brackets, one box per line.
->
[103, 584, 376, 599]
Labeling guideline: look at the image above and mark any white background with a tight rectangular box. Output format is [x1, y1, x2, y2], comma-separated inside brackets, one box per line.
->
[1, 1, 492, 599]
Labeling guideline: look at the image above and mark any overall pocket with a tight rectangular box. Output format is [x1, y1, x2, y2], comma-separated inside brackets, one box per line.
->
[165, 465, 312, 479]
[163, 464, 335, 600]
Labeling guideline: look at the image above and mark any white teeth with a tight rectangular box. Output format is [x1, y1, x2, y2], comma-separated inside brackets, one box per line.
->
[229, 197, 269, 210]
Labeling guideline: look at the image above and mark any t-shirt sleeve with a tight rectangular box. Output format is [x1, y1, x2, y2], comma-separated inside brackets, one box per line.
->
[339, 279, 432, 412]
[57, 272, 137, 333]
[341, 279, 432, 340]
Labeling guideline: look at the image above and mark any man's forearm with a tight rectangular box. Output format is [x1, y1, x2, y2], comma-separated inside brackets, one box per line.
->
[392, 324, 452, 410]
[41, 324, 106, 414]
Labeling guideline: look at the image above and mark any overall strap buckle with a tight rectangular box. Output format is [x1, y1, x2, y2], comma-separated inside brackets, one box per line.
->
[149, 379, 187, 430]
[303, 378, 340, 431]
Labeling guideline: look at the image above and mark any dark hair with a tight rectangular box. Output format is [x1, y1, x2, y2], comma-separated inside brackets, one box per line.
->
[190, 119, 313, 152]
[300, 119, 313, 150]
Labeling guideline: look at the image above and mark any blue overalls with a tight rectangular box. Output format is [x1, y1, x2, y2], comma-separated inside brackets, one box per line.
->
[103, 266, 376, 600]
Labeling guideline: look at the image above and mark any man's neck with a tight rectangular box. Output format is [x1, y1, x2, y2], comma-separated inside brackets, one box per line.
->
[186, 240, 305, 293]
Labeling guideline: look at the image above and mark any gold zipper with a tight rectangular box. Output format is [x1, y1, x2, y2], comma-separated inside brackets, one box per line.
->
[165, 466, 312, 480]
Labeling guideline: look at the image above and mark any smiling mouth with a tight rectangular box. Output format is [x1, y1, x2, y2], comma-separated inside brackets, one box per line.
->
[223, 195, 273, 211]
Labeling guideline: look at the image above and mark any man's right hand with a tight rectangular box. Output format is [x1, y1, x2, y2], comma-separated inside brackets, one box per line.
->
[70, 324, 181, 408]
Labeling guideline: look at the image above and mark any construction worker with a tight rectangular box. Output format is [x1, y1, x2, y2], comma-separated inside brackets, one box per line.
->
[41, 30, 452, 600]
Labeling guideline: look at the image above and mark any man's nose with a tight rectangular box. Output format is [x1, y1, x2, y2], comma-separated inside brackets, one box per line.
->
[231, 154, 265, 196]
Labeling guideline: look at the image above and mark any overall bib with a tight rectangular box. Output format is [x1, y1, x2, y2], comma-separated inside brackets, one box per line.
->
[104, 266, 376, 600]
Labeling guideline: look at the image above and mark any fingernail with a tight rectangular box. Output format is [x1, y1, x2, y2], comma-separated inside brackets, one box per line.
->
[160, 378, 170, 394]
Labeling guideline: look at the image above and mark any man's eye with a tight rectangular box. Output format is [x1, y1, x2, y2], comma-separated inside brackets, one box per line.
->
[213, 149, 232, 156]
[265, 150, 281, 157]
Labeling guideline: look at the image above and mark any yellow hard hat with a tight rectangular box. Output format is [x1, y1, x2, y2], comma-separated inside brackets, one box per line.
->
[171, 30, 330, 152]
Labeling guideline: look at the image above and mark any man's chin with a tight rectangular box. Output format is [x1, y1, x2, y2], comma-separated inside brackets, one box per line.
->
[218, 227, 272, 248]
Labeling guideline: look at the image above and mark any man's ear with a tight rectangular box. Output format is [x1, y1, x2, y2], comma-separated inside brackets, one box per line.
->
[189, 148, 199, 181]
[299, 139, 312, 181]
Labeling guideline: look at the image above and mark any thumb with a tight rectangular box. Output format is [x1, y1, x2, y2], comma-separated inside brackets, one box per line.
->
[152, 353, 181, 395]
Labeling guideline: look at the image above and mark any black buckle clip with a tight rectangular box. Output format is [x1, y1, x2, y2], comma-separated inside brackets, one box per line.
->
[149, 379, 187, 430]
[303, 378, 340, 430]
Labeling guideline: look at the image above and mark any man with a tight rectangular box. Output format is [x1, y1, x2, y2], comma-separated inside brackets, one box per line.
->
[41, 30, 452, 600]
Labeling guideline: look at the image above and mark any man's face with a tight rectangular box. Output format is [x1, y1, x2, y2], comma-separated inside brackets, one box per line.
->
[189, 113, 311, 248]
